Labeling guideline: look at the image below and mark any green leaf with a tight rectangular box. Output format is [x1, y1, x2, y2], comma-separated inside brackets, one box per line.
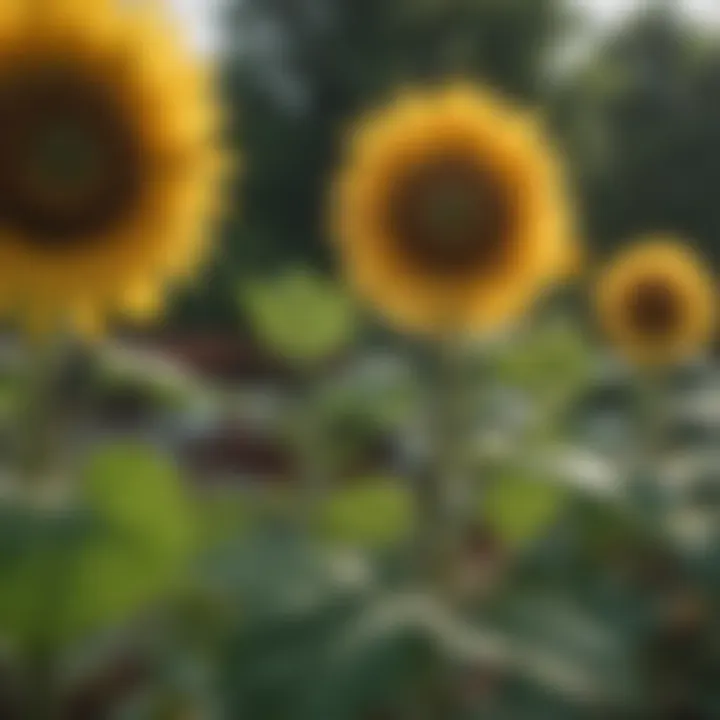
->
[195, 490, 254, 550]
[0, 444, 196, 648]
[0, 509, 92, 649]
[241, 268, 357, 365]
[484, 472, 568, 548]
[318, 479, 412, 548]
[96, 345, 203, 415]
[63, 444, 196, 635]
[81, 443, 194, 551]
[304, 596, 439, 720]
[494, 318, 592, 405]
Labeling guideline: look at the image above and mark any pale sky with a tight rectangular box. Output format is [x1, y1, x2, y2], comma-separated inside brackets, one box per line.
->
[170, 0, 720, 55]
[169, 0, 223, 53]
[575, 0, 720, 27]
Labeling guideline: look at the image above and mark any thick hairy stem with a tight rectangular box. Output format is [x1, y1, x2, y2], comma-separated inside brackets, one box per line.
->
[293, 368, 331, 530]
[411, 336, 474, 720]
[16, 338, 96, 501]
[415, 336, 471, 594]
[636, 369, 670, 472]
[25, 647, 58, 720]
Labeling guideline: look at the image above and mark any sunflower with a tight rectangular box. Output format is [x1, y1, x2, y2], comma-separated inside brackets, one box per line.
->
[0, 0, 226, 336]
[594, 238, 716, 366]
[331, 85, 574, 335]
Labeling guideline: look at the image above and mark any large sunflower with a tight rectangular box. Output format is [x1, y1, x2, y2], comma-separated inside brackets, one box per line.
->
[331, 85, 574, 335]
[594, 238, 716, 366]
[0, 0, 226, 335]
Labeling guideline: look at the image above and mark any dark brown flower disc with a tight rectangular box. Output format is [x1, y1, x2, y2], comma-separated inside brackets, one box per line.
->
[626, 277, 683, 338]
[385, 151, 514, 277]
[0, 64, 143, 247]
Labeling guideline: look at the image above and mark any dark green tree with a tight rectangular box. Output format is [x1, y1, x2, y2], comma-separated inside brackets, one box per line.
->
[556, 1, 720, 266]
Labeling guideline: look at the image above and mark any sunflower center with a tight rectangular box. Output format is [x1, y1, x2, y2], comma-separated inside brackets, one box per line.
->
[386, 153, 512, 276]
[626, 277, 683, 338]
[30, 120, 107, 195]
[0, 67, 143, 247]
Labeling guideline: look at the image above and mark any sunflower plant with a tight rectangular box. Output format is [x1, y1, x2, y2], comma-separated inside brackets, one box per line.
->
[594, 238, 716, 369]
[0, 0, 225, 336]
[0, 0, 228, 716]
[330, 83, 578, 591]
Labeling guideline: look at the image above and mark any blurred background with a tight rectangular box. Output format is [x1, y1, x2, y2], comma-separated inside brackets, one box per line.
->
[2, 0, 720, 718]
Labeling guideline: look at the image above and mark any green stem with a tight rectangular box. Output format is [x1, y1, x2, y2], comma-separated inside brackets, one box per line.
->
[15, 339, 69, 717]
[293, 368, 330, 530]
[636, 369, 670, 471]
[415, 336, 471, 595]
[631, 368, 672, 534]
[16, 339, 67, 497]
[12, 339, 98, 716]
[411, 336, 474, 720]
[15, 337, 97, 502]
[25, 646, 58, 720]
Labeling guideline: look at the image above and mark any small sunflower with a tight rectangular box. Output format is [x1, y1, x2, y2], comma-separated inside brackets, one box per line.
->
[0, 0, 226, 336]
[331, 84, 574, 335]
[594, 238, 716, 366]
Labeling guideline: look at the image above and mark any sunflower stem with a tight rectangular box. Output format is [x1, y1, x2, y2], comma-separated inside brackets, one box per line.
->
[17, 335, 99, 502]
[411, 335, 474, 719]
[13, 338, 72, 717]
[632, 367, 673, 538]
[293, 367, 331, 531]
[25, 644, 58, 720]
[415, 335, 472, 596]
[636, 368, 670, 473]
[16, 337, 67, 497]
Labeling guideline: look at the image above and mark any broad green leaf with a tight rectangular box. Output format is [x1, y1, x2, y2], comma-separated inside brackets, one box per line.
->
[484, 473, 567, 548]
[96, 346, 203, 415]
[494, 319, 592, 404]
[81, 443, 194, 552]
[195, 490, 254, 550]
[62, 444, 196, 637]
[304, 597, 439, 720]
[241, 268, 357, 365]
[0, 444, 196, 648]
[0, 509, 92, 649]
[318, 479, 412, 548]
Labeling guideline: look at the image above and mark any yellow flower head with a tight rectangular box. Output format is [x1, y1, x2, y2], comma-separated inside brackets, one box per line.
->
[0, 0, 228, 336]
[594, 238, 717, 367]
[331, 84, 575, 336]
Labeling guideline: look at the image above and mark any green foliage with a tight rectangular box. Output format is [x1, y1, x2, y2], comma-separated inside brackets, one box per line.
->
[220, 579, 636, 719]
[213, 531, 376, 718]
[494, 317, 594, 409]
[484, 472, 568, 549]
[0, 508, 89, 650]
[66, 446, 195, 639]
[82, 445, 193, 547]
[194, 490, 254, 550]
[94, 347, 205, 417]
[316, 356, 418, 431]
[318, 479, 413, 548]
[242, 268, 357, 365]
[302, 596, 441, 720]
[0, 444, 195, 650]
